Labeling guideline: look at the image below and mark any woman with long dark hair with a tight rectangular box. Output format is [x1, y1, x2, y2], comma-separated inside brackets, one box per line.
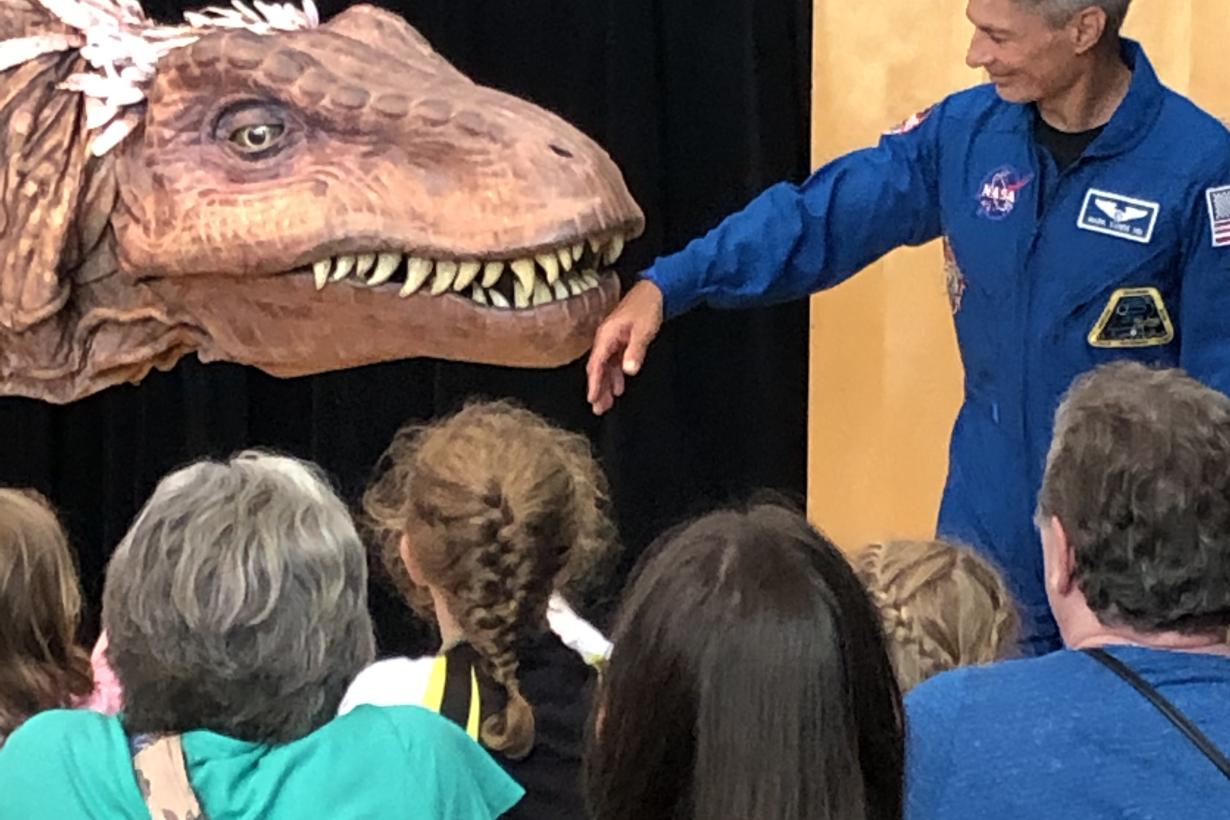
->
[586, 503, 904, 820]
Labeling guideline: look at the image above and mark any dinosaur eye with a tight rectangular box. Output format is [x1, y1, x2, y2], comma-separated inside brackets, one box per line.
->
[213, 101, 292, 160]
[229, 123, 285, 153]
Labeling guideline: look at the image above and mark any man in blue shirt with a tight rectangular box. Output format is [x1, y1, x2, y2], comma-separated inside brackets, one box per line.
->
[905, 361, 1230, 818]
[586, 0, 1230, 652]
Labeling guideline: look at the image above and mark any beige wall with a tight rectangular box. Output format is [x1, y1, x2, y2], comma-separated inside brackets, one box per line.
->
[807, 1, 1230, 552]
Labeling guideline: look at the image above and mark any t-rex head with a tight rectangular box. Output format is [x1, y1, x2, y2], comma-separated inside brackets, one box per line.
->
[0, 0, 644, 403]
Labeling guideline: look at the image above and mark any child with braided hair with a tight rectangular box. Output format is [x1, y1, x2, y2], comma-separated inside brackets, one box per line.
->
[854, 539, 1020, 691]
[341, 400, 617, 820]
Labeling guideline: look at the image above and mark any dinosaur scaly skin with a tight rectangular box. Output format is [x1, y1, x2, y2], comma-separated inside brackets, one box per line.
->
[0, 1, 644, 403]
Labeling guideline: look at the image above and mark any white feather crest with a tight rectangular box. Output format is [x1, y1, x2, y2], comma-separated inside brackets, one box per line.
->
[0, 0, 319, 155]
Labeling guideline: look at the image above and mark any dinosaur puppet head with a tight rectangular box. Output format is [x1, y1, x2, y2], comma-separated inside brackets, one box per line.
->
[0, 0, 644, 402]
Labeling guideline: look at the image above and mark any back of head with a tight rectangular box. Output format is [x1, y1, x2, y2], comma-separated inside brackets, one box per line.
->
[104, 452, 375, 744]
[1037, 362, 1230, 635]
[364, 399, 616, 759]
[0, 489, 92, 736]
[856, 540, 1019, 691]
[587, 504, 903, 820]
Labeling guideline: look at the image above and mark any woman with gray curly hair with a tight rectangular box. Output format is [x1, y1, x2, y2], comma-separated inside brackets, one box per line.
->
[0, 451, 523, 819]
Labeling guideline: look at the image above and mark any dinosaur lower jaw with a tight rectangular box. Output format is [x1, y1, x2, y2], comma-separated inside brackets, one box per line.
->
[144, 264, 621, 375]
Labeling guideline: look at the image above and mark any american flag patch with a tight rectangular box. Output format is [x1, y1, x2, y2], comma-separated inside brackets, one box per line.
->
[1208, 185, 1230, 248]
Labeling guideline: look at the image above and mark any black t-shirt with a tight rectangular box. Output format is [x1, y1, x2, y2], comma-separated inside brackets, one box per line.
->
[439, 633, 596, 820]
[1034, 114, 1105, 172]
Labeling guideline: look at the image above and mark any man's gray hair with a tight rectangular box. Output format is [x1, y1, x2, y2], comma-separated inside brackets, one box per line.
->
[103, 450, 375, 743]
[1018, 0, 1132, 35]
[1037, 362, 1230, 635]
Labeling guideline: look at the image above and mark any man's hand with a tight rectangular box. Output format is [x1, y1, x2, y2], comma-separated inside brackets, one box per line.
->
[586, 279, 664, 415]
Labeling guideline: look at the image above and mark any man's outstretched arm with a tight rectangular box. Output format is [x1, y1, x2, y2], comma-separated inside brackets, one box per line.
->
[588, 103, 947, 413]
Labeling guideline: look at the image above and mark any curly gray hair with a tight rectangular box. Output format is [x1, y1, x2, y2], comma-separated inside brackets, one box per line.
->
[103, 450, 375, 743]
[1037, 362, 1230, 635]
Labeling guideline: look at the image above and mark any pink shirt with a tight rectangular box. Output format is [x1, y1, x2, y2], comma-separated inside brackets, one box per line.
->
[78, 633, 123, 715]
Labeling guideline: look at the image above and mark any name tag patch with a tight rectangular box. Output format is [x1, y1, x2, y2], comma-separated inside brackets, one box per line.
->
[1088, 287, 1174, 348]
[1077, 189, 1159, 244]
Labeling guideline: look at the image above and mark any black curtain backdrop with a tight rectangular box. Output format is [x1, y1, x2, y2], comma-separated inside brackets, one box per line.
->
[0, 0, 811, 654]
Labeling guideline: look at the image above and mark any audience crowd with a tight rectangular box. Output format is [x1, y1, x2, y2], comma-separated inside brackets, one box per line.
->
[1, 360, 1228, 818]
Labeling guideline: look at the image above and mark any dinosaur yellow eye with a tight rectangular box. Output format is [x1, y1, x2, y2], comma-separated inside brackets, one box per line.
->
[229, 123, 285, 152]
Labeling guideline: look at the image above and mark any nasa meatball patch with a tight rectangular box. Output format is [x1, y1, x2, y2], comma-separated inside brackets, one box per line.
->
[976, 166, 1034, 221]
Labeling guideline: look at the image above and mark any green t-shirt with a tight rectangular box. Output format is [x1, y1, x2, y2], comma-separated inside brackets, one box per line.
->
[0, 704, 523, 819]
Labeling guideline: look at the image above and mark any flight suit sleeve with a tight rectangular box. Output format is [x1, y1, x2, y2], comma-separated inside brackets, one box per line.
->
[642, 104, 946, 319]
[1178, 155, 1230, 395]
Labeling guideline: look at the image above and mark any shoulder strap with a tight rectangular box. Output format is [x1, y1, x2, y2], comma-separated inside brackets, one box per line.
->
[131, 734, 207, 820]
[423, 652, 483, 741]
[1084, 648, 1230, 780]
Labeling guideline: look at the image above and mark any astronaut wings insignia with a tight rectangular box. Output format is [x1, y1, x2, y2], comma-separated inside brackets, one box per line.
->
[1078, 188, 1160, 244]
[1095, 199, 1150, 224]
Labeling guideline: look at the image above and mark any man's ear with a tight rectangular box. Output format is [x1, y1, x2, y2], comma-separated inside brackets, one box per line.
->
[1046, 515, 1077, 596]
[1069, 7, 1108, 55]
[0, 51, 94, 332]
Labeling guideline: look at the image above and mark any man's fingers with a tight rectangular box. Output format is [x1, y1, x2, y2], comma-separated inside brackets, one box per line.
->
[586, 329, 624, 404]
[611, 367, 626, 398]
[622, 324, 655, 376]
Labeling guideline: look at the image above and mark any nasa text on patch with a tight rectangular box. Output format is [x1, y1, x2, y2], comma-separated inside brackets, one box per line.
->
[1076, 189, 1159, 244]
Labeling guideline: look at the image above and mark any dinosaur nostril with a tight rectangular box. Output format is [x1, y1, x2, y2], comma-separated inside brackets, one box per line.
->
[549, 143, 574, 159]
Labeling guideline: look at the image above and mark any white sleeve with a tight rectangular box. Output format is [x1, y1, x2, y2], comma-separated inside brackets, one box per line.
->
[338, 656, 435, 716]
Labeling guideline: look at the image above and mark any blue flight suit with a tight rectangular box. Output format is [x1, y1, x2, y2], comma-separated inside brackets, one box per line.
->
[642, 41, 1230, 652]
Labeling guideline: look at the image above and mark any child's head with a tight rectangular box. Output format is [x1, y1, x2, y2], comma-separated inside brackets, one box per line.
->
[855, 539, 1019, 690]
[0, 489, 93, 736]
[587, 504, 903, 820]
[364, 400, 616, 758]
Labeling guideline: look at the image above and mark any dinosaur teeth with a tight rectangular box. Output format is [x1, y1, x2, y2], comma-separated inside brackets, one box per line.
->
[367, 252, 402, 286]
[354, 253, 376, 278]
[431, 260, 459, 295]
[401, 257, 433, 297]
[454, 260, 482, 291]
[489, 289, 511, 309]
[532, 279, 553, 306]
[510, 259, 536, 296]
[572, 242, 584, 262]
[603, 235, 625, 266]
[481, 261, 505, 288]
[566, 276, 585, 296]
[552, 280, 570, 300]
[557, 247, 574, 272]
[470, 283, 488, 305]
[331, 255, 356, 282]
[588, 236, 602, 255]
[536, 253, 560, 285]
[580, 269, 600, 290]
[313, 259, 331, 290]
[513, 279, 530, 309]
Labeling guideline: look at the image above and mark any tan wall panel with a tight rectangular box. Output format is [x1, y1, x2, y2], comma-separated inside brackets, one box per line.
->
[808, 2, 1230, 552]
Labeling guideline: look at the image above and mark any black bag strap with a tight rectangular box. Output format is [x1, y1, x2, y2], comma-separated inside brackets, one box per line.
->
[1084, 647, 1230, 780]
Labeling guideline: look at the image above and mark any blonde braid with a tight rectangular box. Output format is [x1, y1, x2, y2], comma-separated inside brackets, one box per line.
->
[855, 540, 1019, 691]
[859, 546, 957, 689]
